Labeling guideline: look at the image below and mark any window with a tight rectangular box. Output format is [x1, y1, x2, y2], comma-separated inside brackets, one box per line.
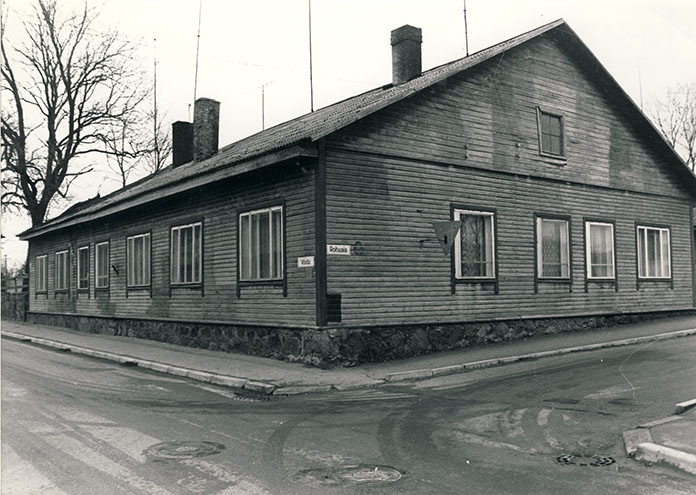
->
[95, 242, 110, 289]
[537, 108, 564, 157]
[637, 226, 671, 279]
[586, 221, 615, 279]
[36, 255, 47, 293]
[55, 250, 69, 290]
[171, 222, 202, 284]
[78, 246, 90, 290]
[239, 206, 284, 281]
[127, 233, 151, 287]
[454, 209, 495, 279]
[536, 217, 570, 278]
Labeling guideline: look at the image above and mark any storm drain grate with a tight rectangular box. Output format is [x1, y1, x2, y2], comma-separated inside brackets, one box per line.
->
[144, 441, 225, 460]
[556, 454, 616, 467]
[294, 465, 404, 486]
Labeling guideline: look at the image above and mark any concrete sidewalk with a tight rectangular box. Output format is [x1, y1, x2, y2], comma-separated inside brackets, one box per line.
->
[2, 316, 696, 475]
[3, 316, 696, 394]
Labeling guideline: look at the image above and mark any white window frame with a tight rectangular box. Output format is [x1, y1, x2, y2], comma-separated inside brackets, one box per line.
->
[55, 250, 69, 291]
[77, 246, 90, 290]
[239, 205, 284, 282]
[171, 222, 203, 285]
[637, 226, 671, 279]
[585, 221, 615, 280]
[127, 233, 151, 287]
[35, 255, 47, 293]
[95, 241, 110, 289]
[536, 217, 570, 279]
[453, 208, 496, 280]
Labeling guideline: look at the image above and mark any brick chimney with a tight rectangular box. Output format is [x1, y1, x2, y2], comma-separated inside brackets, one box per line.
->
[391, 25, 422, 85]
[171, 121, 193, 167]
[193, 97, 220, 162]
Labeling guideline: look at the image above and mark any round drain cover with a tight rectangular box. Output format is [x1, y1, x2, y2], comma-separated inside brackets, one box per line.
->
[144, 441, 225, 459]
[556, 454, 615, 467]
[294, 465, 404, 486]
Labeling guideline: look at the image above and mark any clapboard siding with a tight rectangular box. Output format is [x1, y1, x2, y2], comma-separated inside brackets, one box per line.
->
[324, 149, 692, 325]
[27, 165, 317, 327]
[322, 33, 694, 326]
[331, 35, 690, 201]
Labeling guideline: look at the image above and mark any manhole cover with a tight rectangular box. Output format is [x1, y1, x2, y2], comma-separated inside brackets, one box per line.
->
[144, 441, 225, 459]
[294, 465, 404, 486]
[556, 454, 615, 467]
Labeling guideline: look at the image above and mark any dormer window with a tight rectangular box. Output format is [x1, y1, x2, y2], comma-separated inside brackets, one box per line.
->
[537, 107, 564, 158]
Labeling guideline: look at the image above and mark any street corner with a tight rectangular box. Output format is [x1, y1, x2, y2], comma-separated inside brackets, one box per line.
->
[623, 428, 652, 457]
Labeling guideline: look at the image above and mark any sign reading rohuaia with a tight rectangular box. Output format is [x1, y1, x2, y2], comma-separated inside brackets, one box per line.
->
[327, 244, 351, 255]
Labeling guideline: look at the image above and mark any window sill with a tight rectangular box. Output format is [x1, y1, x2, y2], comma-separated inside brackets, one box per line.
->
[539, 153, 567, 166]
[452, 277, 499, 295]
[237, 279, 287, 297]
[239, 279, 284, 286]
[126, 285, 151, 297]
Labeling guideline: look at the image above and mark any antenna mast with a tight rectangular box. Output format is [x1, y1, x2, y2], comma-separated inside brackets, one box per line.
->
[193, 0, 203, 106]
[261, 81, 273, 130]
[463, 0, 469, 56]
[153, 38, 160, 168]
[308, 0, 315, 112]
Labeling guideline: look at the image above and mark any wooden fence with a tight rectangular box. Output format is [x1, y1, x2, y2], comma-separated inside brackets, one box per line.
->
[2, 275, 29, 321]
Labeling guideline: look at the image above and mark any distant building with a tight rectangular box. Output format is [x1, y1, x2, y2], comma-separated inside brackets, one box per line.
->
[19, 20, 696, 364]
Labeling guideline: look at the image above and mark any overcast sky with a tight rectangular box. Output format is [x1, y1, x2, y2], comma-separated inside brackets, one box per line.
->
[2, 0, 695, 267]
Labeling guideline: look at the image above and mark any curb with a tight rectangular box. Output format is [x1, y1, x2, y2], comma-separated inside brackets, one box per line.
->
[1, 330, 278, 395]
[633, 443, 696, 475]
[623, 399, 696, 476]
[384, 328, 696, 382]
[4, 327, 696, 394]
[674, 399, 696, 415]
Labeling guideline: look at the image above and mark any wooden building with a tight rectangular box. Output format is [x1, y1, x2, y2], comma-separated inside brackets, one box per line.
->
[19, 20, 696, 364]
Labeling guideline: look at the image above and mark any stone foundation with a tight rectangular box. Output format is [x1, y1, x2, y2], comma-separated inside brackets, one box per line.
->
[27, 311, 692, 368]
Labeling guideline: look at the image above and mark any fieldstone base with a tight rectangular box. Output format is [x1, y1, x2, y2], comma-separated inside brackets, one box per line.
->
[27, 311, 691, 368]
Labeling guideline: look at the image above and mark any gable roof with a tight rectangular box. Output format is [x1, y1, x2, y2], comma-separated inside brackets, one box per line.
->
[20, 18, 695, 240]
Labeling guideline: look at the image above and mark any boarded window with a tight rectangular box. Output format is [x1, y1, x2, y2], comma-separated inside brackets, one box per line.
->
[586, 221, 615, 279]
[78, 246, 90, 290]
[637, 226, 671, 279]
[239, 206, 284, 281]
[127, 233, 151, 287]
[55, 250, 69, 290]
[171, 222, 202, 284]
[537, 218, 570, 278]
[454, 209, 495, 279]
[35, 255, 47, 293]
[95, 242, 110, 288]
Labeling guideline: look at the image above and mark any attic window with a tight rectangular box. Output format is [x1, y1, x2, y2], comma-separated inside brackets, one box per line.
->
[537, 107, 564, 158]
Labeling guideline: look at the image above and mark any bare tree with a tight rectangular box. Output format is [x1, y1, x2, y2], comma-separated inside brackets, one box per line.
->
[650, 84, 696, 172]
[1, 0, 149, 227]
[145, 111, 173, 175]
[104, 107, 173, 187]
[103, 116, 145, 188]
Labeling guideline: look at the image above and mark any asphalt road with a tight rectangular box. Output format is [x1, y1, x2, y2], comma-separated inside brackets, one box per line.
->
[2, 335, 696, 494]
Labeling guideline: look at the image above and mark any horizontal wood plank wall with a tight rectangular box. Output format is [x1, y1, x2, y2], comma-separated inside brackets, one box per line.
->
[324, 34, 693, 326]
[27, 165, 317, 327]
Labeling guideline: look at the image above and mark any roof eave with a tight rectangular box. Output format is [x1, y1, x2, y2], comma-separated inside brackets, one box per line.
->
[19, 142, 318, 241]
